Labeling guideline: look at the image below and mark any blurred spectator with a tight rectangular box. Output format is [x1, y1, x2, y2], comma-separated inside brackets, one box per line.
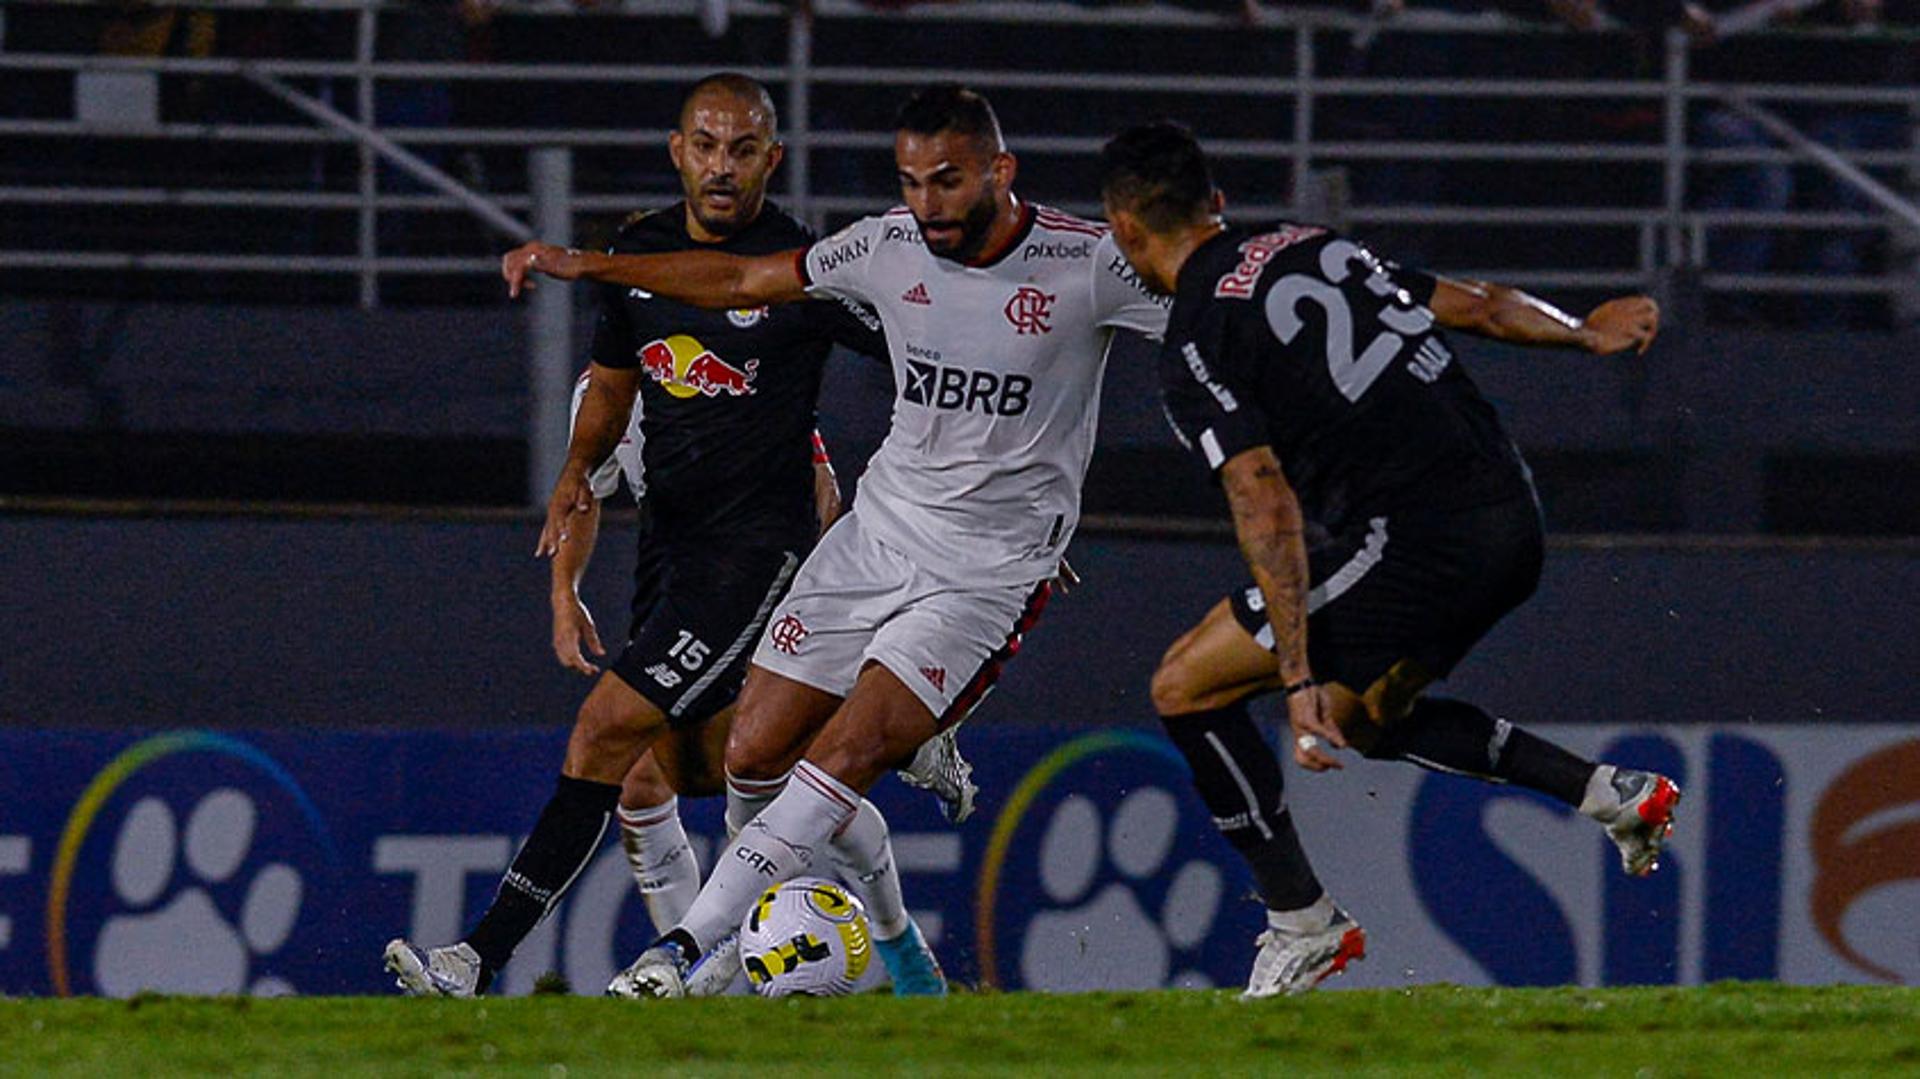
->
[1694, 105, 1787, 317]
[99, 2, 217, 118]
[696, 0, 981, 39]
[373, 0, 498, 253]
[377, 0, 497, 136]
[98, 2, 216, 60]
[1666, 0, 1912, 323]
[1063, 0, 1278, 21]
[1543, 0, 1608, 29]
[1792, 0, 1912, 323]
[1562, 1, 1887, 321]
[1604, 0, 1717, 42]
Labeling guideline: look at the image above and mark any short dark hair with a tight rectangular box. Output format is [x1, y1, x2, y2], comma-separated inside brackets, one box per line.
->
[1100, 121, 1215, 233]
[679, 72, 777, 132]
[894, 84, 1004, 152]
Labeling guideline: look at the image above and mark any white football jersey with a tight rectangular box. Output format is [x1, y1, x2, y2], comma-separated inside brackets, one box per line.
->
[570, 370, 645, 502]
[800, 202, 1168, 585]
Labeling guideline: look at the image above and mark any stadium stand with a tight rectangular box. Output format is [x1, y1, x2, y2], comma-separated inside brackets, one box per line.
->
[2, 1, 1916, 529]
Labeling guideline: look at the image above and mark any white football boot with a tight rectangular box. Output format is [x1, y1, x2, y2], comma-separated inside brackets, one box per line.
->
[607, 940, 691, 999]
[1588, 766, 1682, 877]
[1243, 911, 1367, 999]
[384, 939, 483, 998]
[897, 726, 978, 824]
[683, 932, 743, 997]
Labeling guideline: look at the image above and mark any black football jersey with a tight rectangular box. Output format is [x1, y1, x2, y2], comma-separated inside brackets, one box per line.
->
[1159, 221, 1531, 529]
[589, 202, 886, 546]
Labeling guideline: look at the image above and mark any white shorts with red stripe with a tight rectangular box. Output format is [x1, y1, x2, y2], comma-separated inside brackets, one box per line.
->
[750, 509, 1051, 723]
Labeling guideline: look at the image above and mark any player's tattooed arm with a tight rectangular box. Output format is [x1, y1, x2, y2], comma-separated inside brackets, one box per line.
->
[503, 242, 810, 309]
[1220, 447, 1345, 771]
[1428, 277, 1660, 356]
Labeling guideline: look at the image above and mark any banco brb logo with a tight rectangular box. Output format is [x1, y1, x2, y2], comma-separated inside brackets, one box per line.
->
[975, 731, 1257, 992]
[47, 731, 336, 997]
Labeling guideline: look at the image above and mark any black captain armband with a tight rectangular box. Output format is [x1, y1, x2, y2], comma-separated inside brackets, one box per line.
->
[1281, 678, 1317, 698]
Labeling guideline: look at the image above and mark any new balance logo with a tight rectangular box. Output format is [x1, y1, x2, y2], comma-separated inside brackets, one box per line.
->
[901, 282, 932, 306]
[902, 360, 1032, 416]
[920, 666, 947, 692]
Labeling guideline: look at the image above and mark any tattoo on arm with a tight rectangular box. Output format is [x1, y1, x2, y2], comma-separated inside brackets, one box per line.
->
[1223, 451, 1313, 684]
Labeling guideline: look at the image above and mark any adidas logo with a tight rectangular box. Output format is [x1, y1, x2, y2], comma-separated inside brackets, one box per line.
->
[901, 282, 932, 306]
[920, 665, 946, 692]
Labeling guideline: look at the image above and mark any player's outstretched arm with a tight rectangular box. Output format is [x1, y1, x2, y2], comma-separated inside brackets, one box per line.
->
[1428, 277, 1660, 356]
[502, 241, 809, 309]
[1219, 446, 1344, 772]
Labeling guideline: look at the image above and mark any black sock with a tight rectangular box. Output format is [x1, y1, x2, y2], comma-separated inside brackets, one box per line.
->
[1367, 697, 1595, 807]
[658, 927, 700, 965]
[1159, 702, 1324, 912]
[466, 774, 621, 980]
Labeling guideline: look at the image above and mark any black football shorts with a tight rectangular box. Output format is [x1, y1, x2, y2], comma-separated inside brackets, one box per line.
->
[1229, 495, 1544, 693]
[613, 541, 802, 726]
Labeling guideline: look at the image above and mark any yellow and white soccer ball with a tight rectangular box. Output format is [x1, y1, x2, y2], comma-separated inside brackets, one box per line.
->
[738, 877, 873, 997]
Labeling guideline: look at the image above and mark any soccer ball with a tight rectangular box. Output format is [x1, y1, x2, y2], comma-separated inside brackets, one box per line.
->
[738, 877, 873, 997]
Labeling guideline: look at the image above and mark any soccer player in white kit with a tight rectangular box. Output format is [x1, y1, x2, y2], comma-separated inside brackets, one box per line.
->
[503, 84, 1169, 997]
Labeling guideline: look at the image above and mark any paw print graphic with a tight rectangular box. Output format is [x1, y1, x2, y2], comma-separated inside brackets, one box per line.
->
[1019, 787, 1224, 991]
[94, 789, 304, 997]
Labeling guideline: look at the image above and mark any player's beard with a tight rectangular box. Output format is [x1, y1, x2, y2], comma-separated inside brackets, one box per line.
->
[918, 186, 1001, 263]
[689, 181, 758, 239]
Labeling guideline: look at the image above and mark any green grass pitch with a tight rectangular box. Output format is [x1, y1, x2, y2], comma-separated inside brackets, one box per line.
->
[3, 985, 1916, 1076]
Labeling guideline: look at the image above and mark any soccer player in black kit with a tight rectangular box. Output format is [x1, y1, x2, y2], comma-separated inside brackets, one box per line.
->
[1099, 122, 1680, 998]
[385, 74, 949, 998]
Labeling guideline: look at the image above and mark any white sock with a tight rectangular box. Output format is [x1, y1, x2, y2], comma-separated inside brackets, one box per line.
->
[617, 798, 702, 935]
[1267, 893, 1338, 934]
[679, 761, 859, 954]
[1578, 764, 1621, 819]
[829, 799, 912, 942]
[725, 768, 789, 841]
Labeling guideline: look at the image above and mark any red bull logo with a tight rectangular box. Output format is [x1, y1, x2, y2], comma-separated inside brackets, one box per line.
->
[638, 335, 759, 399]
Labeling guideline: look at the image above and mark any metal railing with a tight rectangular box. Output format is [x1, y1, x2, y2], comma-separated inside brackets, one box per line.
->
[2, 0, 1916, 311]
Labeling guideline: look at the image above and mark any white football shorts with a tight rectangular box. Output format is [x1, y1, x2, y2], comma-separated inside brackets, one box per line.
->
[751, 510, 1052, 722]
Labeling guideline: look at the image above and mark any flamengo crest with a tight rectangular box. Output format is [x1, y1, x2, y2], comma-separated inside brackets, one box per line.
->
[1004, 287, 1055, 335]
[768, 614, 809, 655]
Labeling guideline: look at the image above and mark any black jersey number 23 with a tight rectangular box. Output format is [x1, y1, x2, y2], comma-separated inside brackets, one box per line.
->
[1265, 239, 1435, 403]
